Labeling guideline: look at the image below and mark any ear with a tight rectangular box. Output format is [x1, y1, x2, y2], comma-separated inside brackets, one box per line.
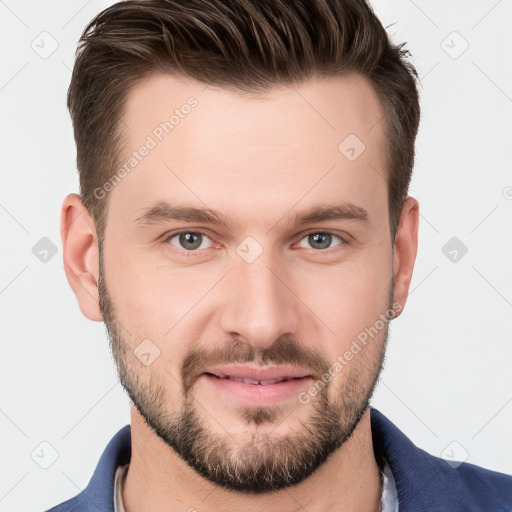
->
[61, 193, 103, 322]
[392, 196, 419, 318]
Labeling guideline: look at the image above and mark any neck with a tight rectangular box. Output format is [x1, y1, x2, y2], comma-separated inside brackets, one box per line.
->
[122, 406, 381, 512]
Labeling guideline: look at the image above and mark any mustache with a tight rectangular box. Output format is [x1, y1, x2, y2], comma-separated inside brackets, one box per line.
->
[181, 334, 331, 396]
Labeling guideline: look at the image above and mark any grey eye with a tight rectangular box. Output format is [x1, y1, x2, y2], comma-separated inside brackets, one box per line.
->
[297, 232, 342, 250]
[169, 232, 210, 251]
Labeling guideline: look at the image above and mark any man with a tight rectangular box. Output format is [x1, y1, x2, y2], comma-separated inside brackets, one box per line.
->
[48, 0, 511, 511]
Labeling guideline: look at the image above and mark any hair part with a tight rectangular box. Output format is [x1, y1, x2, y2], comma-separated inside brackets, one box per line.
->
[68, 0, 420, 240]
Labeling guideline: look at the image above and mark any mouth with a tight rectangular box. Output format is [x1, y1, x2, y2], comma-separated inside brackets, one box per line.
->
[204, 373, 308, 386]
[200, 367, 314, 406]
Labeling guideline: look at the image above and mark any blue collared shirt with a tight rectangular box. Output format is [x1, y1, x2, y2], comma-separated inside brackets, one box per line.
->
[44, 407, 512, 511]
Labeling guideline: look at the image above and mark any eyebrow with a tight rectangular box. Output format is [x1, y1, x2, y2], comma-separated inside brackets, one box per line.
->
[134, 201, 369, 229]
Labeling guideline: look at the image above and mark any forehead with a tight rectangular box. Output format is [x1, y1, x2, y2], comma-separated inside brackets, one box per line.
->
[109, 73, 388, 231]
[122, 72, 386, 152]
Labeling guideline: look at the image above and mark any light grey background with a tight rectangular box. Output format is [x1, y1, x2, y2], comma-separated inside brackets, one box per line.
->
[0, 0, 511, 510]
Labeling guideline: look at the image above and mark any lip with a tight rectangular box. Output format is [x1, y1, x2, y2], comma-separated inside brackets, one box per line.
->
[202, 373, 313, 406]
[203, 365, 312, 381]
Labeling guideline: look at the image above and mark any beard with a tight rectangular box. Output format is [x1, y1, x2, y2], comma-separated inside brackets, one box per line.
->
[98, 243, 392, 494]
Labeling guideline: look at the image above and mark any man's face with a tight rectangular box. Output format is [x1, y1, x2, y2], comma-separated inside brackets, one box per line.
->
[98, 73, 396, 493]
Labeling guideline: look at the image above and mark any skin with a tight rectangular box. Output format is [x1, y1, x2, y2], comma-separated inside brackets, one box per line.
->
[61, 73, 419, 512]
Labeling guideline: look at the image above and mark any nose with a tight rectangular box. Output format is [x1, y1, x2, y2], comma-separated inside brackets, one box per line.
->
[218, 249, 300, 350]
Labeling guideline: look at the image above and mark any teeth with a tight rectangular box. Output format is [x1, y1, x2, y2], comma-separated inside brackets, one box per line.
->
[217, 374, 291, 385]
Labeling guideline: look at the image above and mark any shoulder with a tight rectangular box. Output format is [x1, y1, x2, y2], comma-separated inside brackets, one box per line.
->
[417, 443, 512, 510]
[41, 425, 131, 512]
[370, 407, 512, 511]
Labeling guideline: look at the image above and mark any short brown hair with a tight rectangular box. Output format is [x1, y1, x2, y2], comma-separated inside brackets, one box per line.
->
[68, 0, 420, 240]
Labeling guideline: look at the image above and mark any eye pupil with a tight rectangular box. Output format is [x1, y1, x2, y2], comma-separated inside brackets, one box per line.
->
[309, 233, 331, 249]
[179, 232, 202, 250]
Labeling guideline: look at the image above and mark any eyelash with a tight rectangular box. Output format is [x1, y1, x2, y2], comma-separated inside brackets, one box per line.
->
[163, 229, 347, 257]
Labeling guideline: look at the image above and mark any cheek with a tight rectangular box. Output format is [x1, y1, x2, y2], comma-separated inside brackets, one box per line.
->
[103, 244, 217, 362]
[292, 246, 392, 347]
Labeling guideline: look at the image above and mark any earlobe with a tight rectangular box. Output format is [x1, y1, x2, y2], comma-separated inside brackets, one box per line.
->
[392, 196, 419, 317]
[60, 193, 103, 322]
